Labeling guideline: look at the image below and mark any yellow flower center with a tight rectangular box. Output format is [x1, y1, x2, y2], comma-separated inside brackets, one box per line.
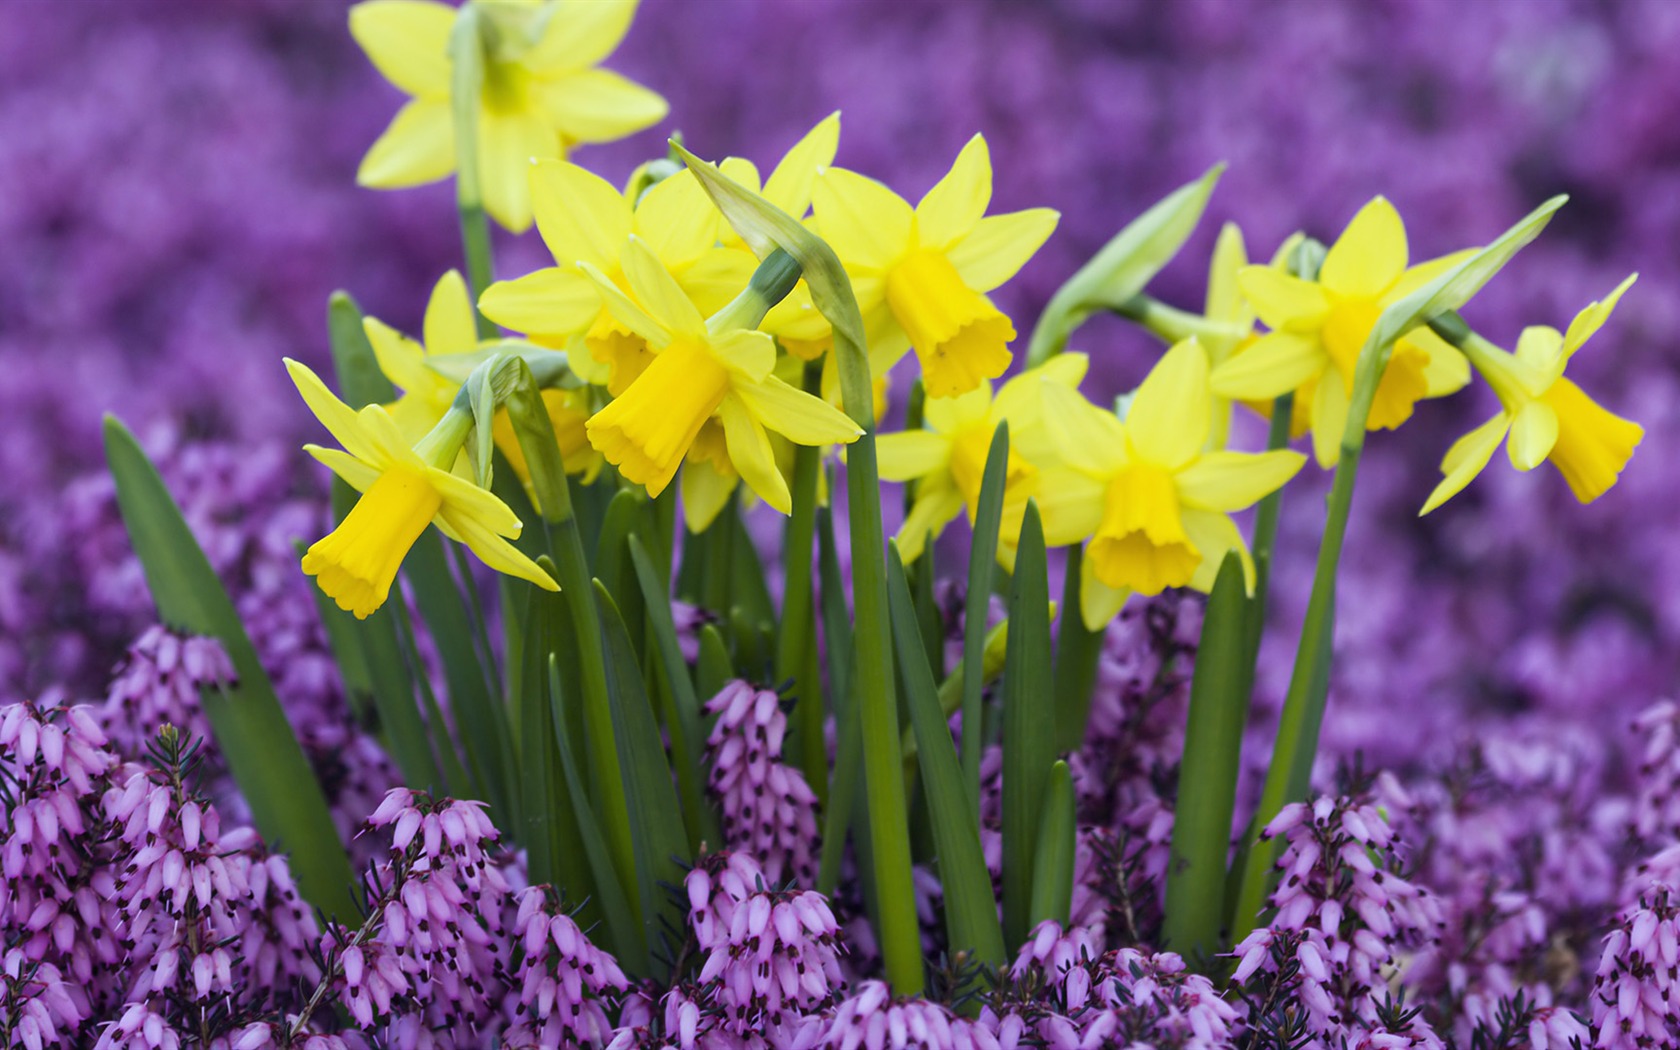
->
[948, 423, 1034, 520]
[481, 60, 532, 115]
[688, 418, 735, 477]
[884, 251, 1015, 398]
[302, 465, 443, 619]
[1321, 295, 1382, 385]
[585, 336, 730, 497]
[1088, 464, 1199, 596]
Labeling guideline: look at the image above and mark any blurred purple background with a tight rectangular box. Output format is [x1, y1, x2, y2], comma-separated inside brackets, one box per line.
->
[4, 0, 1678, 768]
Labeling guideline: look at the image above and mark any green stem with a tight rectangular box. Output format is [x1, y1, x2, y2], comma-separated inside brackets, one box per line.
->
[1246, 391, 1295, 657]
[778, 361, 827, 803]
[447, 7, 498, 340]
[1229, 358, 1384, 947]
[1112, 293, 1248, 347]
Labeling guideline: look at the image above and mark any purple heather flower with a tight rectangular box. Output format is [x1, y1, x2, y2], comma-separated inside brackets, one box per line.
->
[1, 948, 85, 1050]
[1591, 883, 1680, 1048]
[503, 886, 628, 1049]
[815, 980, 998, 1050]
[704, 682, 823, 888]
[100, 625, 233, 757]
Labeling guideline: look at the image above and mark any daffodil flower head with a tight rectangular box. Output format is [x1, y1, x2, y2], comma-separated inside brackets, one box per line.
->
[1210, 197, 1474, 467]
[364, 270, 485, 443]
[478, 159, 745, 395]
[1422, 275, 1643, 514]
[351, 0, 667, 232]
[812, 134, 1059, 398]
[877, 353, 1087, 564]
[579, 238, 862, 511]
[1039, 340, 1305, 630]
[286, 359, 557, 619]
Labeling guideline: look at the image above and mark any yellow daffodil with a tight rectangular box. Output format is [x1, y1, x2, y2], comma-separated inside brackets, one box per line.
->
[1038, 339, 1305, 630]
[1209, 197, 1473, 467]
[364, 270, 483, 442]
[812, 135, 1058, 398]
[877, 354, 1087, 564]
[286, 359, 557, 619]
[1422, 275, 1642, 513]
[579, 238, 862, 510]
[351, 0, 667, 232]
[478, 160, 744, 394]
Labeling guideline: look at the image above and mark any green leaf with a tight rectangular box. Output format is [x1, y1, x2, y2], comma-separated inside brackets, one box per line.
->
[696, 624, 734, 703]
[1001, 501, 1053, 949]
[886, 547, 1006, 969]
[1052, 545, 1106, 754]
[1028, 761, 1075, 931]
[596, 582, 692, 976]
[961, 423, 1009, 794]
[1162, 552, 1252, 964]
[103, 417, 356, 920]
[549, 656, 650, 976]
[1027, 163, 1225, 365]
[326, 292, 396, 406]
[630, 536, 719, 852]
[515, 572, 583, 892]
[777, 361, 826, 803]
[389, 595, 472, 798]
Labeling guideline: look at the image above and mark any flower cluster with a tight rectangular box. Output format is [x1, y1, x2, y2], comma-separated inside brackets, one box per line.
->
[1591, 883, 1680, 1048]
[1232, 793, 1445, 1045]
[100, 626, 234, 757]
[704, 681, 822, 888]
[503, 886, 630, 1048]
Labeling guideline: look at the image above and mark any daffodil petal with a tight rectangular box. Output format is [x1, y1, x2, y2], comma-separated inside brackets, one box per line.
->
[1176, 449, 1306, 512]
[681, 458, 738, 533]
[1181, 509, 1254, 594]
[720, 396, 790, 514]
[896, 483, 964, 565]
[876, 430, 952, 482]
[1384, 248, 1479, 303]
[577, 260, 670, 348]
[1128, 339, 1211, 470]
[1512, 325, 1565, 393]
[1421, 412, 1509, 515]
[355, 403, 421, 467]
[1236, 266, 1329, 331]
[479, 108, 559, 233]
[762, 112, 840, 217]
[478, 267, 602, 338]
[305, 445, 382, 493]
[709, 329, 776, 382]
[1205, 222, 1249, 323]
[349, 0, 455, 98]
[946, 208, 1059, 293]
[1543, 377, 1644, 503]
[363, 318, 433, 393]
[1079, 550, 1131, 632]
[1042, 382, 1127, 477]
[812, 167, 913, 272]
[1507, 400, 1560, 471]
[438, 507, 559, 590]
[357, 98, 454, 188]
[1319, 197, 1407, 298]
[734, 374, 863, 446]
[524, 0, 637, 72]
[922, 383, 992, 434]
[916, 134, 992, 252]
[422, 270, 479, 354]
[631, 169, 721, 268]
[620, 236, 706, 335]
[1562, 273, 1637, 358]
[1407, 326, 1470, 397]
[533, 68, 667, 145]
[1034, 466, 1106, 548]
[530, 159, 633, 271]
[1211, 331, 1325, 401]
[1310, 373, 1349, 469]
[287, 359, 386, 466]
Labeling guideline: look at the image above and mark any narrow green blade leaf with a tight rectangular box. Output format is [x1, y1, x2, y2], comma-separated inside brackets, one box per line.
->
[1001, 501, 1053, 949]
[103, 417, 355, 919]
[1028, 760, 1075, 931]
[325, 291, 395, 406]
[596, 582, 691, 976]
[549, 656, 650, 976]
[961, 424, 1009, 794]
[696, 624, 734, 703]
[1162, 552, 1252, 964]
[1028, 164, 1225, 365]
[630, 536, 720, 852]
[887, 548, 1006, 968]
[1051, 545, 1106, 754]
